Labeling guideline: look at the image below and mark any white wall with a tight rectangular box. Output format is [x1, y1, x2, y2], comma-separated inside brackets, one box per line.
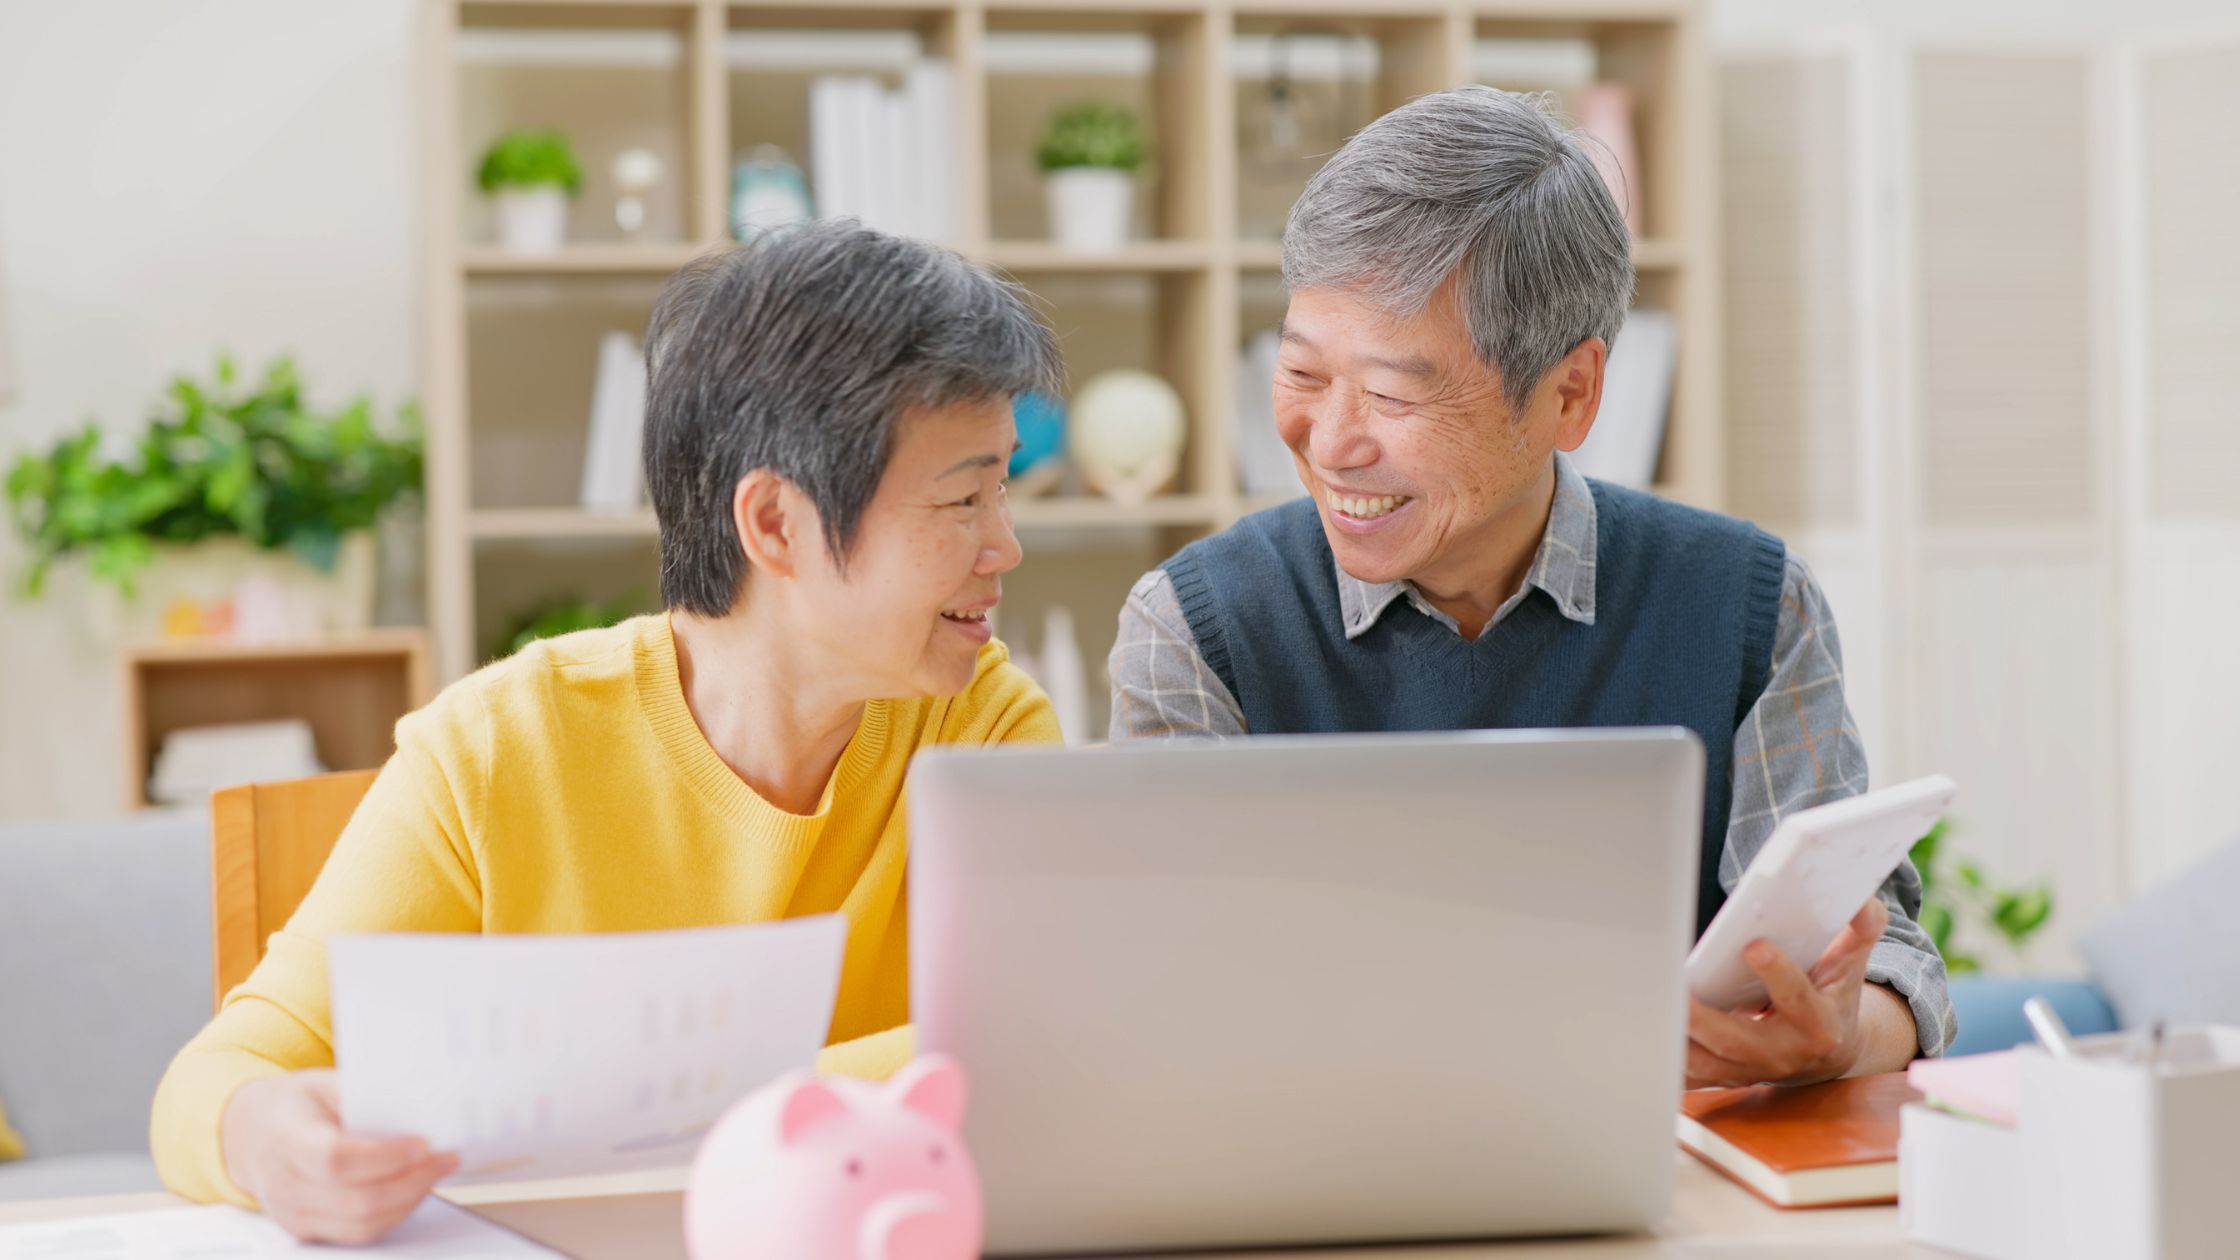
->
[1710, 0, 2240, 969]
[0, 1, 419, 820]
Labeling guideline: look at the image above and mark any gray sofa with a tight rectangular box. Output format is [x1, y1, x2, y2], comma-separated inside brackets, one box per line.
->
[0, 807, 213, 1200]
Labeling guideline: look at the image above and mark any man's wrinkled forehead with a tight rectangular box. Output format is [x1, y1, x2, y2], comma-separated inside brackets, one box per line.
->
[1276, 317, 1439, 382]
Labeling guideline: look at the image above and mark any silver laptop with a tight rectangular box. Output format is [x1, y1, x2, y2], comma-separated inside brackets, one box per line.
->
[907, 729, 1705, 1255]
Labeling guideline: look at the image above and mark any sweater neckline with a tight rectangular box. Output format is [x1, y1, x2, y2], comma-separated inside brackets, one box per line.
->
[632, 613, 892, 853]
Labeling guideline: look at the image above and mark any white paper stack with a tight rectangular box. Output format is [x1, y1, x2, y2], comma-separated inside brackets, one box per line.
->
[1570, 307, 1677, 490]
[809, 66, 956, 242]
[580, 330, 647, 513]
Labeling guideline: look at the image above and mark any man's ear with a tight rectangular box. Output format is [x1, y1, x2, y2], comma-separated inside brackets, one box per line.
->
[1548, 336, 1608, 454]
[733, 469, 806, 580]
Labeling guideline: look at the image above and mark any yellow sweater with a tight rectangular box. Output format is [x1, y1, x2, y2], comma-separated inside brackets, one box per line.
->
[149, 615, 1058, 1206]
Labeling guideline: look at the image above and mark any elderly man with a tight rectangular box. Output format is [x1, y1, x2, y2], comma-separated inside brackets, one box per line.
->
[1110, 86, 1952, 1087]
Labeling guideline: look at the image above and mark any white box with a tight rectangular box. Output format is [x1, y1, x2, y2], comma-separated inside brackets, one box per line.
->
[1902, 1026, 2240, 1260]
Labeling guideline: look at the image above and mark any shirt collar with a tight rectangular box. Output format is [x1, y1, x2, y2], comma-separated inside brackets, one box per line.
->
[1334, 450, 1600, 641]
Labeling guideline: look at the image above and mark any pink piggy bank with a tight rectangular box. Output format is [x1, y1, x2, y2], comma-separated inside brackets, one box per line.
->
[685, 1055, 982, 1260]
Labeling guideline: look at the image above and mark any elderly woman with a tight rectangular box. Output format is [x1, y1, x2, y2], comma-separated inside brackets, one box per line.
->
[150, 222, 1062, 1240]
[1110, 87, 1955, 1088]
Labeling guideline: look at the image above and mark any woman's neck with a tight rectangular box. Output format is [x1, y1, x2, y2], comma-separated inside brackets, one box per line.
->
[668, 606, 866, 816]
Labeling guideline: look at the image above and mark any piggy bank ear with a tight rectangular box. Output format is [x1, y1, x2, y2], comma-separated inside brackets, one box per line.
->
[775, 1074, 850, 1146]
[887, 1054, 967, 1132]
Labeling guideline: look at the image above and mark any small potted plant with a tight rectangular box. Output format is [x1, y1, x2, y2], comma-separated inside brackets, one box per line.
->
[1036, 102, 1146, 252]
[5, 355, 421, 641]
[478, 128, 584, 254]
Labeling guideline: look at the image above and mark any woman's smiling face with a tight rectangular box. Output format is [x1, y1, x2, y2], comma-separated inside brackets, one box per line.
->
[783, 397, 1023, 699]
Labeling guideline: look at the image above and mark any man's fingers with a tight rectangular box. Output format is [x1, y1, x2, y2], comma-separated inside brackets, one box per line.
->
[1744, 939, 1825, 1021]
[1687, 997, 1771, 1065]
[1685, 1040, 1762, 1090]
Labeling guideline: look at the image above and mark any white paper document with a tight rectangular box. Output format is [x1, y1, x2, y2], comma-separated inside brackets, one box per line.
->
[329, 916, 846, 1185]
[0, 1197, 555, 1259]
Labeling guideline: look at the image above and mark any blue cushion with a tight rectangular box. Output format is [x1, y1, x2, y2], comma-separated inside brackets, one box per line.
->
[1946, 976, 2119, 1057]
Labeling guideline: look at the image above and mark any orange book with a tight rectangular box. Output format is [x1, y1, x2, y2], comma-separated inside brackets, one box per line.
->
[1675, 1073, 1923, 1209]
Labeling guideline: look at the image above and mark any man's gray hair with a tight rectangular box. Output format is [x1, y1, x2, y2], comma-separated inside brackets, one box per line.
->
[1282, 85, 1634, 409]
[643, 221, 1061, 617]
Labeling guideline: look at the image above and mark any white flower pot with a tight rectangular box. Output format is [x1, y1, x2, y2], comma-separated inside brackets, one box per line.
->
[494, 186, 570, 255]
[94, 532, 379, 646]
[1044, 167, 1134, 253]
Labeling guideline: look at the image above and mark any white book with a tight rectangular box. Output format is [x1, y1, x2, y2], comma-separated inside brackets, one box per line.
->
[809, 75, 852, 221]
[847, 77, 882, 227]
[905, 61, 956, 243]
[580, 330, 647, 512]
[812, 75, 879, 223]
[874, 81, 912, 234]
[1234, 328, 1304, 499]
[1571, 308, 1677, 490]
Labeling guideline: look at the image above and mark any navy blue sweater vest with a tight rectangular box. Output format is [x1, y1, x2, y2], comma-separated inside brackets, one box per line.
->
[1161, 482, 1787, 937]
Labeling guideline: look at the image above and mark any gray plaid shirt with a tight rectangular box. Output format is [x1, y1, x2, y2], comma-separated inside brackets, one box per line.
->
[1108, 453, 1955, 1058]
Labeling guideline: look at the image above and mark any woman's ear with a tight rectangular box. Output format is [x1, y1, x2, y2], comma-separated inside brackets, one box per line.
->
[733, 469, 803, 580]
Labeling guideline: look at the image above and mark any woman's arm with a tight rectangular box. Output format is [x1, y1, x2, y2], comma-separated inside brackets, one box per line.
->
[151, 700, 486, 1209]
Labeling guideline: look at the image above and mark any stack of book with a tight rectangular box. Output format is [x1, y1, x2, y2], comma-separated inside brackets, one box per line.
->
[809, 65, 956, 243]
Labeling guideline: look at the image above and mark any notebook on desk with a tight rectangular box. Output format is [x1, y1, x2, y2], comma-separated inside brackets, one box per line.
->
[1677, 1073, 1923, 1209]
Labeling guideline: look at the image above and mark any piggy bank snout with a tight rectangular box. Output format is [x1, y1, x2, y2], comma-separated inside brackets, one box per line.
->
[860, 1188, 973, 1260]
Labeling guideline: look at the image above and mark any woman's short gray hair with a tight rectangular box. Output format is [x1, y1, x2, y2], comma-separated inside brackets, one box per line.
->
[643, 221, 1061, 617]
[1282, 85, 1634, 410]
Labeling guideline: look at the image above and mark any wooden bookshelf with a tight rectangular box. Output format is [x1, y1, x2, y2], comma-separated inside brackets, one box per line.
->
[120, 630, 434, 810]
[422, 0, 1721, 695]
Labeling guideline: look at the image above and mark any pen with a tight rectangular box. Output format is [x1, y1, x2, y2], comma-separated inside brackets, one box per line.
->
[2023, 996, 2078, 1059]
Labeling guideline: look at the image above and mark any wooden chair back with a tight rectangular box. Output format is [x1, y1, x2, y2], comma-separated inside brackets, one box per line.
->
[209, 769, 378, 1013]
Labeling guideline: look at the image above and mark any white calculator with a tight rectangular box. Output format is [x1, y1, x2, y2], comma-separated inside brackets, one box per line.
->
[1685, 774, 1957, 1011]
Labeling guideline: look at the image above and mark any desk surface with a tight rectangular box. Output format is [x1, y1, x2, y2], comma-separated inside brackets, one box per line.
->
[0, 1151, 1948, 1258]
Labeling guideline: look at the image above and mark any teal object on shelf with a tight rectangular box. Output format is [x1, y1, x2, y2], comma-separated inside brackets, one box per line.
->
[730, 145, 813, 241]
[1011, 391, 1066, 479]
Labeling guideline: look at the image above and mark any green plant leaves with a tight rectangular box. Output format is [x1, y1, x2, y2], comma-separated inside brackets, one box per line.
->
[477, 128, 585, 195]
[1911, 817, 2057, 973]
[1920, 901, 1955, 954]
[1992, 888, 2053, 944]
[1036, 102, 1147, 172]
[3, 354, 421, 597]
[497, 591, 648, 660]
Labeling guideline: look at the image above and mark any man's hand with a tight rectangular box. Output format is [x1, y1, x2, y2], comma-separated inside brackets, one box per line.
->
[1685, 898, 1892, 1089]
[221, 1069, 459, 1243]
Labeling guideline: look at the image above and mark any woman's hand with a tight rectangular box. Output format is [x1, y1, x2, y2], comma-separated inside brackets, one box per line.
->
[220, 1069, 459, 1243]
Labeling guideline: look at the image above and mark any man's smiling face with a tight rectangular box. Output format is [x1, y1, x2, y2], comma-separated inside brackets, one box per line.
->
[1273, 275, 1599, 593]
